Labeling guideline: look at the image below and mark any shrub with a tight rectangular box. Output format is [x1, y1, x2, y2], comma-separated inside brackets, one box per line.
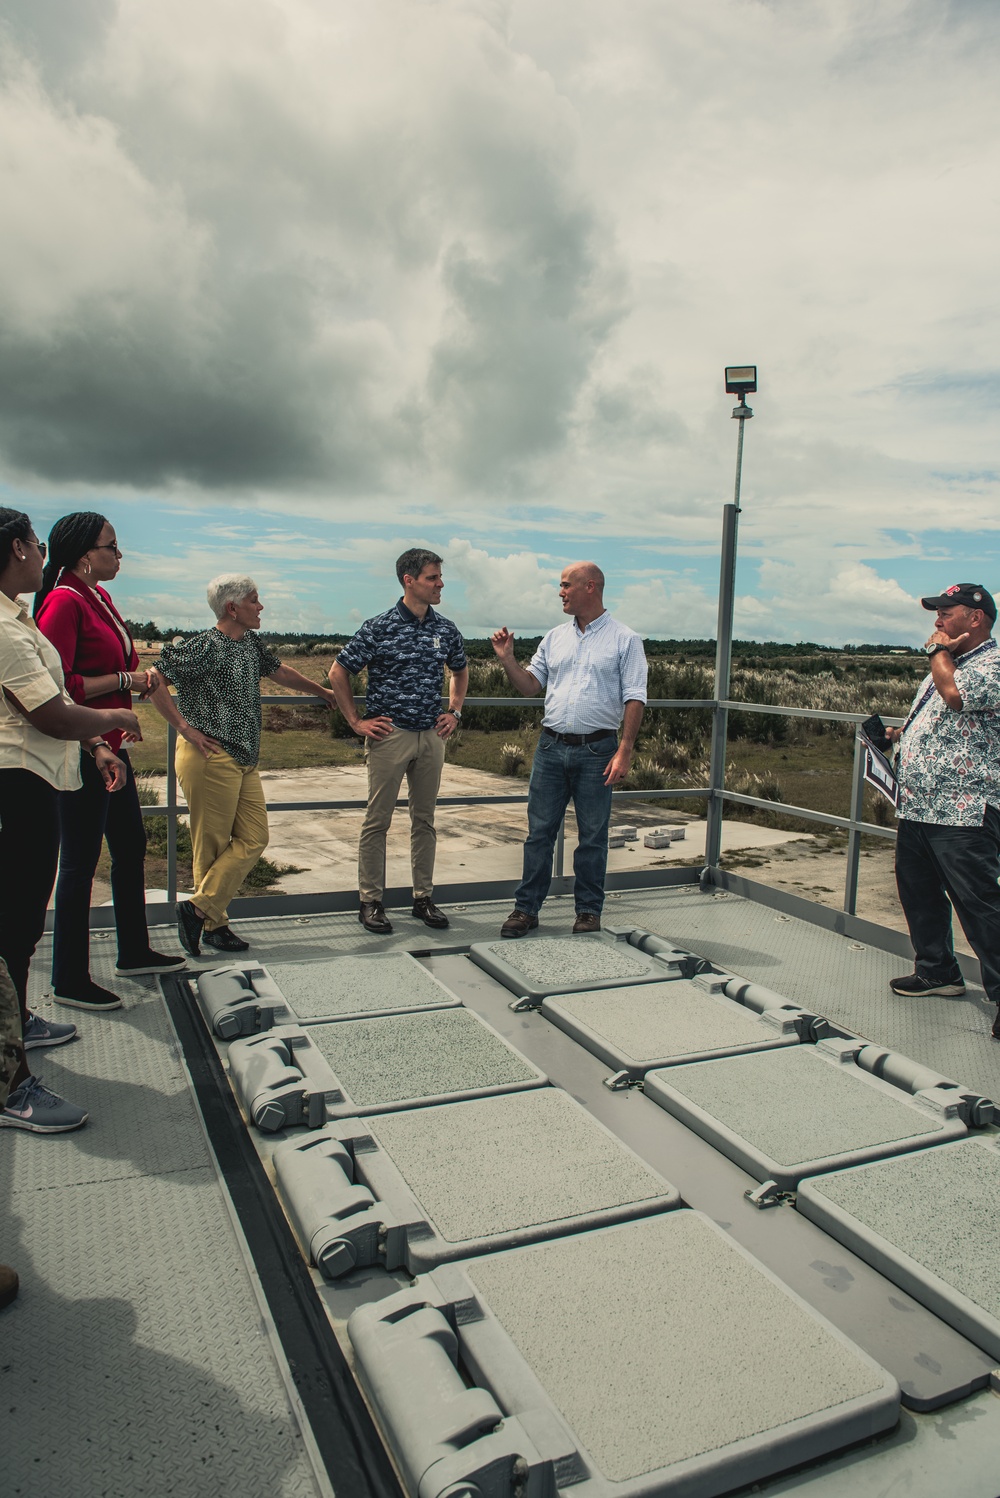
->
[625, 757, 667, 790]
[498, 742, 526, 775]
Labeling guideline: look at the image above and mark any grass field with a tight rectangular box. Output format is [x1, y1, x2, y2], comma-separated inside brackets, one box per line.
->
[118, 646, 919, 894]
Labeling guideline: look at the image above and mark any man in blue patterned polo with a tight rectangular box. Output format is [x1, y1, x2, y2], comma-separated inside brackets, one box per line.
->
[886, 582, 1000, 1040]
[329, 549, 468, 934]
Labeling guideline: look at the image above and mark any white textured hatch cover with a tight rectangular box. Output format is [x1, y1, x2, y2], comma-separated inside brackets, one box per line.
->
[307, 1006, 542, 1109]
[799, 1139, 1000, 1360]
[367, 1088, 676, 1243]
[465, 1213, 897, 1486]
[268, 952, 458, 1020]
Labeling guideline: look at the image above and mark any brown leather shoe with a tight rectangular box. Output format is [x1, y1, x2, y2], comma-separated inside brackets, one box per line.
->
[359, 900, 393, 935]
[412, 897, 449, 929]
[572, 912, 601, 933]
[0, 1263, 19, 1310]
[500, 909, 538, 939]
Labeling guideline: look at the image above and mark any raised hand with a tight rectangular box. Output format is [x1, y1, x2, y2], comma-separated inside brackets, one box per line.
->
[491, 627, 515, 660]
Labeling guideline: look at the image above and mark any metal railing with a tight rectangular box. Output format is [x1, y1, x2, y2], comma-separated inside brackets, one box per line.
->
[134, 692, 900, 918]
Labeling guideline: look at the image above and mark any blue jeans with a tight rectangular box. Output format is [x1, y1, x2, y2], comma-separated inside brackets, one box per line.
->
[513, 732, 617, 917]
[895, 807, 1000, 1007]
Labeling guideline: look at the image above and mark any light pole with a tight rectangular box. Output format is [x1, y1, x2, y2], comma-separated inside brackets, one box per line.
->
[704, 366, 756, 873]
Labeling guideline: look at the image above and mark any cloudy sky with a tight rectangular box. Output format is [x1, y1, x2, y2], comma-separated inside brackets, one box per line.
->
[3, 0, 998, 644]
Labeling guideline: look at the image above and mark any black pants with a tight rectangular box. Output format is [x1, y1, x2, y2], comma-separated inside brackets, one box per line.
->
[52, 747, 149, 991]
[0, 769, 59, 1023]
[895, 807, 1000, 1009]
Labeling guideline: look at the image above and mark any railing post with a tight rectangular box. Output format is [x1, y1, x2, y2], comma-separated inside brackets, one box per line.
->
[705, 501, 740, 869]
[166, 723, 178, 904]
[554, 815, 565, 879]
[843, 731, 866, 915]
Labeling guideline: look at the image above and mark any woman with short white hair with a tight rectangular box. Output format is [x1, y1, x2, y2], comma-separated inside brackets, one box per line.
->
[148, 575, 339, 956]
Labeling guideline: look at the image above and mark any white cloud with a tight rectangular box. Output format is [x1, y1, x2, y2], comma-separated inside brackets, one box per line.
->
[4, 0, 1000, 646]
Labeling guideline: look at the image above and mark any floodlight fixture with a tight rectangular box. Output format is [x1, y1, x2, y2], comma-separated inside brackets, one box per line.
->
[725, 365, 757, 396]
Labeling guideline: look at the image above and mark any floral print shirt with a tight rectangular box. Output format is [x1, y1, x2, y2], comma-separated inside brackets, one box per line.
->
[896, 638, 1000, 826]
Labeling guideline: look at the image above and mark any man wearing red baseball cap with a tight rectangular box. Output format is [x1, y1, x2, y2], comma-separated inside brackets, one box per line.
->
[886, 583, 1000, 1040]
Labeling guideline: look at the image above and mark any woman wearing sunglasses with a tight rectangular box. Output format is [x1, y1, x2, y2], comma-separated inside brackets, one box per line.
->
[34, 513, 185, 1012]
[0, 508, 141, 1131]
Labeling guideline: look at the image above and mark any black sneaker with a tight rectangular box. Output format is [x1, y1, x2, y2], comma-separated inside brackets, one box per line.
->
[176, 900, 205, 956]
[889, 971, 965, 997]
[53, 981, 123, 1012]
[202, 927, 250, 953]
[116, 950, 187, 976]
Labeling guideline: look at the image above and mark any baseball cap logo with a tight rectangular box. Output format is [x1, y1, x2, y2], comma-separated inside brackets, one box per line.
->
[944, 584, 961, 596]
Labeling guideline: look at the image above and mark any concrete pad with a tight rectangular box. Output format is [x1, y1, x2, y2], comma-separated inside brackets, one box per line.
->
[226, 765, 814, 897]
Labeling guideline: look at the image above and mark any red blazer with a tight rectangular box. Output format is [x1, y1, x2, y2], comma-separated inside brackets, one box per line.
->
[36, 571, 139, 753]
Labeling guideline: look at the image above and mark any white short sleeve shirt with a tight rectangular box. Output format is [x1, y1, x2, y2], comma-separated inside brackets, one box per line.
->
[0, 590, 82, 791]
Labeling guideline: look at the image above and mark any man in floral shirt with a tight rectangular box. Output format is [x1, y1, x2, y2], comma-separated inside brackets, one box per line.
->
[887, 583, 1000, 1039]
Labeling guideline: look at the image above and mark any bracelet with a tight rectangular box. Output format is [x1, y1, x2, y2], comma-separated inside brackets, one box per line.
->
[118, 671, 134, 692]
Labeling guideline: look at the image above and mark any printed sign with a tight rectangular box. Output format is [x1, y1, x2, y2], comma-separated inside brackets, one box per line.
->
[860, 734, 900, 810]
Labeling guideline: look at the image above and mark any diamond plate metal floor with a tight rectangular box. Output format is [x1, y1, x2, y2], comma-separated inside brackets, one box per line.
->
[6, 882, 999, 1498]
[4, 935, 325, 1498]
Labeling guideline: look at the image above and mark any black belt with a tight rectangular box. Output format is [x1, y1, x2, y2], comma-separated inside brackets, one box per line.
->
[542, 726, 615, 746]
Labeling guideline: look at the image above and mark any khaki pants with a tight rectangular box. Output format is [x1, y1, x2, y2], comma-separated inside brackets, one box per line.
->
[176, 742, 269, 931]
[359, 728, 446, 903]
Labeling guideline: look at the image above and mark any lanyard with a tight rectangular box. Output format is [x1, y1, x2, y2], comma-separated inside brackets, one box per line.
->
[900, 638, 996, 735]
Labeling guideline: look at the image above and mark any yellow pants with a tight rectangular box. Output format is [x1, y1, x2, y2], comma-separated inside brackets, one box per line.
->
[175, 742, 269, 931]
[359, 728, 446, 903]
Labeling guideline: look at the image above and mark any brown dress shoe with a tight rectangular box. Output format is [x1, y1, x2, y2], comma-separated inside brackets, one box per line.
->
[412, 897, 449, 929]
[359, 900, 393, 935]
[572, 912, 601, 933]
[500, 909, 539, 939]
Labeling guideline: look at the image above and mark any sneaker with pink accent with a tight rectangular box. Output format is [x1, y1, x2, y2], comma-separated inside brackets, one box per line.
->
[0, 1075, 88, 1133]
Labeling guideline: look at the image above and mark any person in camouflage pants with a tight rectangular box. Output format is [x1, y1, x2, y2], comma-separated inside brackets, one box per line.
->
[0, 957, 24, 1308]
[0, 956, 25, 1107]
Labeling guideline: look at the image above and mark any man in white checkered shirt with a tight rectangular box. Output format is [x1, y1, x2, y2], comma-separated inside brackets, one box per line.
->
[491, 562, 647, 938]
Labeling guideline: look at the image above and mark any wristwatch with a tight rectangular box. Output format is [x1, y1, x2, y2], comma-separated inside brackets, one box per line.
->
[87, 740, 112, 756]
[446, 708, 462, 720]
[925, 643, 951, 658]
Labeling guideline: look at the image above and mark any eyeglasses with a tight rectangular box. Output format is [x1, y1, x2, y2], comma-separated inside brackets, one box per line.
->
[93, 543, 122, 556]
[24, 537, 46, 558]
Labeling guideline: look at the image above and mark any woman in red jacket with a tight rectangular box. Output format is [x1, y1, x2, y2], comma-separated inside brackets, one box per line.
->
[35, 513, 185, 1009]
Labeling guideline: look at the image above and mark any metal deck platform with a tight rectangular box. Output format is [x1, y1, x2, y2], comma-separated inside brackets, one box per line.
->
[4, 885, 999, 1498]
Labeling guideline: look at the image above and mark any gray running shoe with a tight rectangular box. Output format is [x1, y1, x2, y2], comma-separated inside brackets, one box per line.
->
[889, 971, 965, 997]
[0, 1075, 88, 1133]
[23, 1011, 78, 1049]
